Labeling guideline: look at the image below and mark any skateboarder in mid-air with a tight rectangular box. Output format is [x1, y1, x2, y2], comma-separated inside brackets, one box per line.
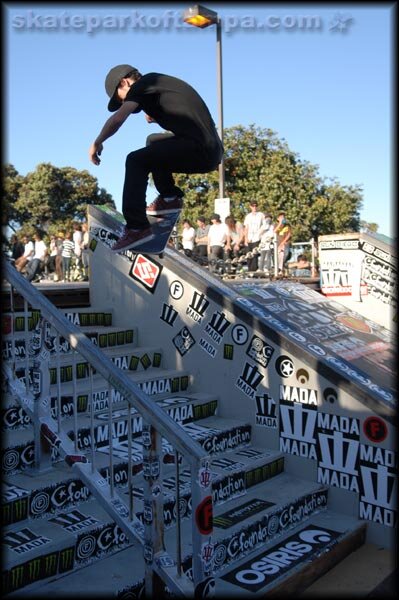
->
[89, 65, 223, 252]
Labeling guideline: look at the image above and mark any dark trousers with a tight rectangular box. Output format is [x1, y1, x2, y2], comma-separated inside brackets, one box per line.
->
[25, 258, 42, 281]
[246, 241, 260, 271]
[123, 133, 222, 229]
[194, 244, 208, 258]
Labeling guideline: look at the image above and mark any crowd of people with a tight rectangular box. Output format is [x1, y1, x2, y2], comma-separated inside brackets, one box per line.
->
[6, 205, 313, 283]
[9, 222, 90, 283]
[177, 202, 312, 276]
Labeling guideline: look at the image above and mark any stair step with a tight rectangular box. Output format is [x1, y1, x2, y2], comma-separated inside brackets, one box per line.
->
[2, 369, 195, 426]
[2, 308, 115, 334]
[13, 345, 164, 387]
[2, 326, 137, 362]
[171, 474, 330, 579]
[2, 461, 93, 525]
[130, 446, 285, 527]
[12, 478, 346, 598]
[2, 428, 35, 476]
[48, 369, 194, 414]
[1, 394, 224, 478]
[2, 498, 132, 596]
[215, 510, 366, 597]
[62, 308, 114, 327]
[56, 392, 219, 451]
[64, 415, 252, 458]
[6, 544, 144, 597]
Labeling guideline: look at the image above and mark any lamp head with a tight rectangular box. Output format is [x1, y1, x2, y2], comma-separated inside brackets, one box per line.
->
[183, 4, 218, 28]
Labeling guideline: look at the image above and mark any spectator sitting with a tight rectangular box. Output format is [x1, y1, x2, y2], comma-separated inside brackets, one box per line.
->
[10, 234, 24, 263]
[225, 216, 244, 259]
[15, 235, 34, 273]
[193, 216, 209, 260]
[207, 214, 228, 271]
[24, 233, 48, 282]
[290, 254, 312, 277]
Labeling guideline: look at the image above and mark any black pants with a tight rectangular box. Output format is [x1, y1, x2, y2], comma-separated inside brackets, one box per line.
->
[246, 241, 260, 271]
[123, 133, 222, 229]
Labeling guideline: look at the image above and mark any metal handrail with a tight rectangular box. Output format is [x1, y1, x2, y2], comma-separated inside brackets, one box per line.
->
[3, 260, 206, 464]
[3, 259, 213, 596]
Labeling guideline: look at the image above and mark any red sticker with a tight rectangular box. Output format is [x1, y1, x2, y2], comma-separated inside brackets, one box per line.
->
[363, 416, 388, 443]
[195, 496, 213, 535]
[129, 254, 162, 292]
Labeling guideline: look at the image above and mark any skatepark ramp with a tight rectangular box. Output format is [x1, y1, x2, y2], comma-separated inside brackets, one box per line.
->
[1, 204, 396, 597]
[318, 231, 396, 331]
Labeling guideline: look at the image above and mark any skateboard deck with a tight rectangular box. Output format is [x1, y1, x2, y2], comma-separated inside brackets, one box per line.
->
[91, 204, 180, 255]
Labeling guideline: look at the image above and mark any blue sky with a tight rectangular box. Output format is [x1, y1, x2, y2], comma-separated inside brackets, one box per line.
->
[4, 2, 395, 237]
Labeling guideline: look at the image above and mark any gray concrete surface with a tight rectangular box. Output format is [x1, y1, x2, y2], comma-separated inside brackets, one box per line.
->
[301, 543, 396, 597]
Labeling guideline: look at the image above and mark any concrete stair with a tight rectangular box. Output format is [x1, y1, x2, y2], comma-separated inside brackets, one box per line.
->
[1, 298, 372, 598]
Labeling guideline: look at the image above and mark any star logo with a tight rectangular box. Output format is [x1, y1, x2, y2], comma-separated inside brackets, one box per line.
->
[329, 13, 354, 33]
[275, 355, 295, 378]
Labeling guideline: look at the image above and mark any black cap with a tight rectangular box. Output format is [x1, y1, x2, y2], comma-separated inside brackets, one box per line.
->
[105, 64, 135, 112]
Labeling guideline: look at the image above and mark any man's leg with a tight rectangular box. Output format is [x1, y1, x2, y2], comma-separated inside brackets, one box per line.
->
[25, 259, 39, 282]
[123, 137, 219, 229]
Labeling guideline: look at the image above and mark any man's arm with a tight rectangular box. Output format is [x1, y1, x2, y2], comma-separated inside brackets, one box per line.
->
[89, 101, 140, 165]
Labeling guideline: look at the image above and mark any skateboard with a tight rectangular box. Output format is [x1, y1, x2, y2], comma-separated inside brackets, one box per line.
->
[91, 204, 180, 255]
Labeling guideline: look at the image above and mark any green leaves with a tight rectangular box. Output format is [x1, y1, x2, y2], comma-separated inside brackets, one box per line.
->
[3, 162, 115, 237]
[175, 124, 363, 240]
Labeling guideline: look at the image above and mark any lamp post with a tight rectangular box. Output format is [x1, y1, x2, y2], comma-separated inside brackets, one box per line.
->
[183, 4, 226, 201]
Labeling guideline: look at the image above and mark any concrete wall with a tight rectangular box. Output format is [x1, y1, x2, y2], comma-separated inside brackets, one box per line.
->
[88, 208, 397, 548]
[318, 232, 396, 331]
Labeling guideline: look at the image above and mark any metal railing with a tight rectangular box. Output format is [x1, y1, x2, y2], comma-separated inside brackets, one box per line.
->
[286, 238, 318, 277]
[2, 259, 213, 597]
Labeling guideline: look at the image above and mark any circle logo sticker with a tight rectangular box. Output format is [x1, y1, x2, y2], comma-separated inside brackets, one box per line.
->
[363, 416, 388, 443]
[275, 355, 294, 378]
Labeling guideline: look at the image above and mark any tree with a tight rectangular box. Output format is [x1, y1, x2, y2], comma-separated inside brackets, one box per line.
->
[360, 220, 379, 234]
[174, 125, 363, 241]
[2, 164, 24, 229]
[3, 163, 115, 237]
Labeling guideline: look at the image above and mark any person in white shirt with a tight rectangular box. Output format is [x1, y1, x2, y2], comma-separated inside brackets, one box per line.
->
[181, 219, 196, 257]
[73, 223, 83, 277]
[24, 233, 48, 282]
[243, 201, 265, 271]
[207, 214, 228, 271]
[258, 214, 275, 273]
[15, 235, 34, 272]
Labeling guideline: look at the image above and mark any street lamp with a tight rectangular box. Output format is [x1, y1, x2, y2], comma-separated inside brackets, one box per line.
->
[184, 4, 226, 202]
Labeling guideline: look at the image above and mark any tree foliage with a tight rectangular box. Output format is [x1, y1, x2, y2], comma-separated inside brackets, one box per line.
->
[175, 124, 363, 241]
[3, 126, 364, 243]
[3, 162, 115, 238]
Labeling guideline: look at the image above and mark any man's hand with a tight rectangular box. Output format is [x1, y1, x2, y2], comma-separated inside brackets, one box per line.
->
[89, 142, 103, 165]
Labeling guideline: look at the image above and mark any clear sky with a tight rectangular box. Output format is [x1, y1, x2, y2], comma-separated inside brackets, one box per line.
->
[4, 2, 395, 237]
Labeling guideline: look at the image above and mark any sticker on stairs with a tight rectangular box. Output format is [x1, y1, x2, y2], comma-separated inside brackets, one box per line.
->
[3, 528, 51, 554]
[49, 510, 99, 532]
[214, 498, 275, 529]
[221, 524, 341, 592]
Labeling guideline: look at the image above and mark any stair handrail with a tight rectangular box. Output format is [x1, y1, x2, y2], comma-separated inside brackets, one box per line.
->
[3, 259, 213, 597]
[3, 259, 207, 464]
